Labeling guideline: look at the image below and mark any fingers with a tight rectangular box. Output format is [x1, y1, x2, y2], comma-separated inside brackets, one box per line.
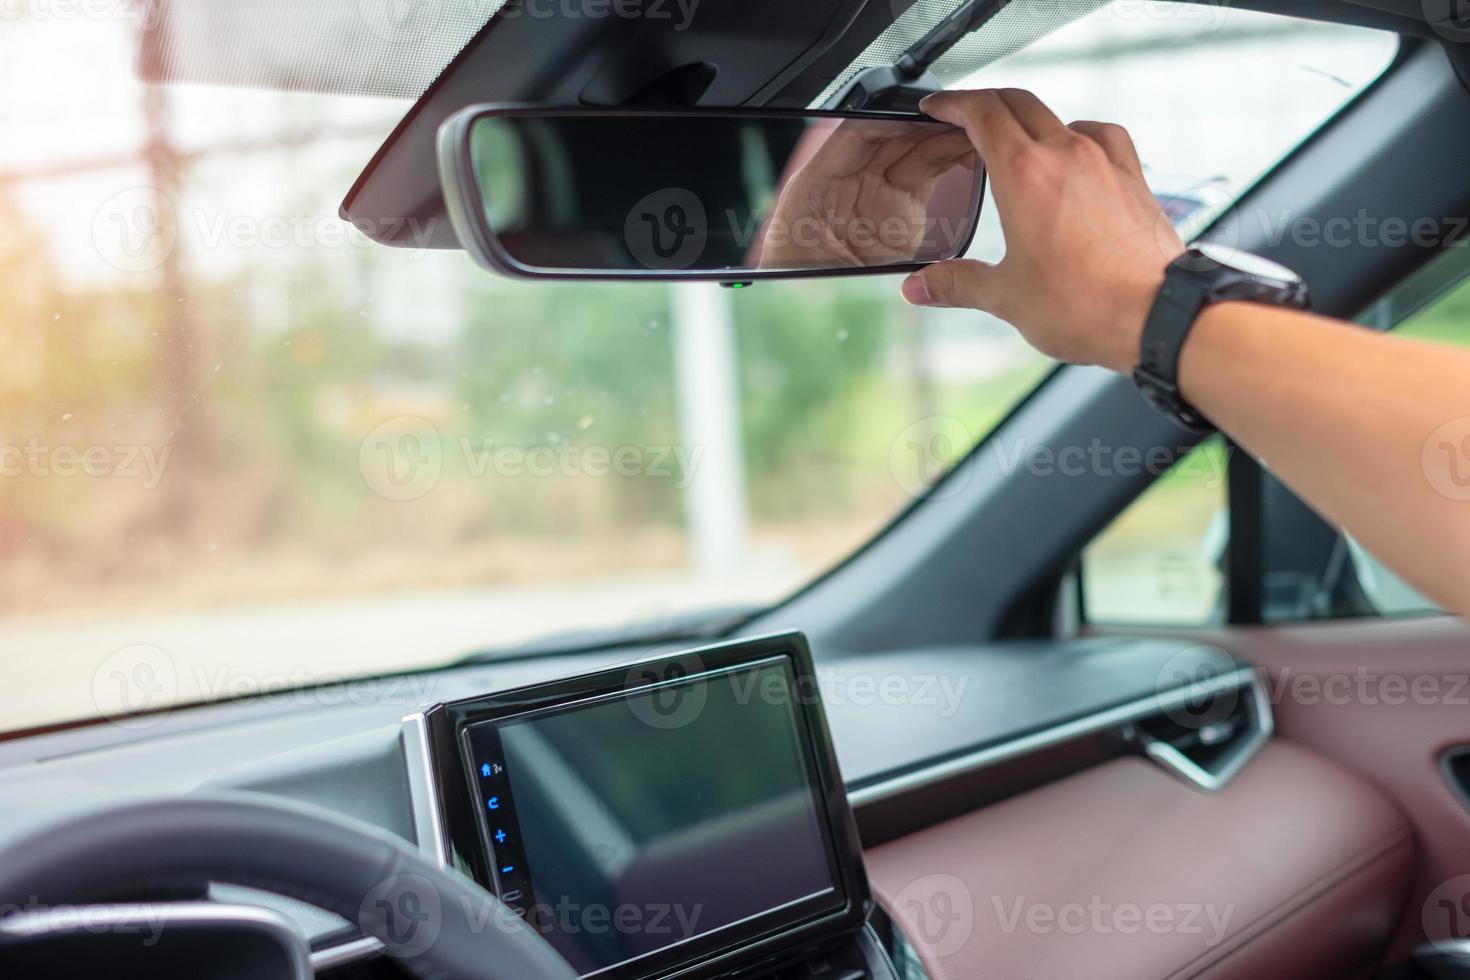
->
[919, 89, 1029, 175]
[801, 119, 893, 177]
[920, 87, 1066, 148]
[993, 89, 1067, 140]
[884, 127, 976, 191]
[900, 259, 1003, 312]
[923, 90, 1142, 173]
[1068, 120, 1145, 178]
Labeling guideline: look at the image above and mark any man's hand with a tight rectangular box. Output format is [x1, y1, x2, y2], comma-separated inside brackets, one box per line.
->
[757, 120, 976, 270]
[901, 88, 1183, 373]
[906, 89, 1470, 617]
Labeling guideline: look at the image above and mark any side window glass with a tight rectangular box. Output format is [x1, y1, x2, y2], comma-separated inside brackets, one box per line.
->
[1343, 267, 1470, 616]
[1391, 282, 1470, 349]
[1345, 537, 1439, 616]
[1086, 258, 1465, 628]
[1082, 437, 1228, 625]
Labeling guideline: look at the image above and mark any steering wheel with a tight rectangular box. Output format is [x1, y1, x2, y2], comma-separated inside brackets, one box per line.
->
[0, 792, 578, 980]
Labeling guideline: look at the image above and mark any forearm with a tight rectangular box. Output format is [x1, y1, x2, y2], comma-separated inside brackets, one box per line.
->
[905, 88, 1470, 616]
[1179, 303, 1470, 614]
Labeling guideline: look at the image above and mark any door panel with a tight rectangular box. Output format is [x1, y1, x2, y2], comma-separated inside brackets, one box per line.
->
[865, 740, 1412, 979]
[1102, 616, 1470, 960]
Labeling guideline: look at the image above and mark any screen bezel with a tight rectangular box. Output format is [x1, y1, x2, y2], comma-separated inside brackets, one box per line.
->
[423, 632, 869, 980]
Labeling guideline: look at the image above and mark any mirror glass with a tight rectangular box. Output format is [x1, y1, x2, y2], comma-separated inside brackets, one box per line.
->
[457, 111, 984, 278]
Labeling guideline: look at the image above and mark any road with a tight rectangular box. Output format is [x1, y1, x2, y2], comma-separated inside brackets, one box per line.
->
[7, 569, 785, 734]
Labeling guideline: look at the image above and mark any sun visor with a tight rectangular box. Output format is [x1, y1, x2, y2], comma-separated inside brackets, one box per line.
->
[339, 0, 869, 248]
[137, 0, 505, 98]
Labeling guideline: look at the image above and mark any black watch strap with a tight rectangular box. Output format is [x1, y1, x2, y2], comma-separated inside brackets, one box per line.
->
[1133, 265, 1212, 431]
[1131, 247, 1308, 432]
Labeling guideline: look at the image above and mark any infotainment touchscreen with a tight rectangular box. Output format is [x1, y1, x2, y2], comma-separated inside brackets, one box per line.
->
[448, 640, 860, 979]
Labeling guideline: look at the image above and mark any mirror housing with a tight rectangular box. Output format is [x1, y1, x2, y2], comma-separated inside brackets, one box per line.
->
[437, 105, 984, 282]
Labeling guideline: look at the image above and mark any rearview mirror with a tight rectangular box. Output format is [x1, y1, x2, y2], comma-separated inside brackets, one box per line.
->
[437, 106, 985, 282]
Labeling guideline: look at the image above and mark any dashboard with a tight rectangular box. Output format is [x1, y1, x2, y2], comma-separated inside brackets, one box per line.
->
[421, 634, 869, 980]
[0, 631, 1412, 980]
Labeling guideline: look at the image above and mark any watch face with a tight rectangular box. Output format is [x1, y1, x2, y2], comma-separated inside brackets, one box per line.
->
[1192, 242, 1300, 286]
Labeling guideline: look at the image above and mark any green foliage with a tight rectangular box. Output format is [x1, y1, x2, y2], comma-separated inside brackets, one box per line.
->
[1397, 280, 1470, 347]
[453, 278, 893, 521]
[728, 279, 888, 511]
[0, 187, 1047, 609]
[457, 280, 676, 447]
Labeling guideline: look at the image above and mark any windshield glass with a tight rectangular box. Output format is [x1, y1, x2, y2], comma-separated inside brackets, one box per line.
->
[2, 6, 1393, 733]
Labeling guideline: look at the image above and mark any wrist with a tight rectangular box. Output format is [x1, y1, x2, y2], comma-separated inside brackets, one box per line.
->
[1128, 245, 1306, 430]
[1104, 266, 1173, 374]
[1175, 301, 1244, 403]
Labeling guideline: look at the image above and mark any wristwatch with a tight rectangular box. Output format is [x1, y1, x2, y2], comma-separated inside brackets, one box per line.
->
[1133, 243, 1308, 431]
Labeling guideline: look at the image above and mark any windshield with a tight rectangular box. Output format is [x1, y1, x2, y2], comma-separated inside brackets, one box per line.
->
[2, 5, 1394, 734]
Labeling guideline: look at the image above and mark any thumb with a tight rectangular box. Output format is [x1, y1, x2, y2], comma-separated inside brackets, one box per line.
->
[900, 259, 1002, 313]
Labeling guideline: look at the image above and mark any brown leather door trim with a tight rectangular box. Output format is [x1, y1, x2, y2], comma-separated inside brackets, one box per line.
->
[867, 739, 1413, 980]
[1092, 616, 1470, 959]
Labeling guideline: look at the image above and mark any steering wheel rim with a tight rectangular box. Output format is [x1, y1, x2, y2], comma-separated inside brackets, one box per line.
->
[0, 792, 577, 980]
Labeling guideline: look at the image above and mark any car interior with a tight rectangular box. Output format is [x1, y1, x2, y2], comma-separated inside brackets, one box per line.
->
[3, 0, 1470, 978]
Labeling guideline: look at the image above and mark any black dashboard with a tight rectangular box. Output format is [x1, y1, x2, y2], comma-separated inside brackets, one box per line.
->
[423, 634, 868, 980]
[0, 632, 1254, 977]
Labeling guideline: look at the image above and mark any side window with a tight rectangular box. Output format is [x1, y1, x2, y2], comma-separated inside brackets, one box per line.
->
[1334, 262, 1470, 617]
[1256, 254, 1470, 622]
[1344, 537, 1438, 617]
[1082, 437, 1228, 626]
[1083, 255, 1467, 628]
[1391, 276, 1470, 350]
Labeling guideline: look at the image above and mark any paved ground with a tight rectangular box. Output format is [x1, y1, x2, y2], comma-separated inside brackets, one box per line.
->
[8, 569, 784, 734]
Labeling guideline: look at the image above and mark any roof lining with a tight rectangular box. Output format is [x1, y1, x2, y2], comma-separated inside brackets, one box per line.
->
[341, 0, 1436, 249]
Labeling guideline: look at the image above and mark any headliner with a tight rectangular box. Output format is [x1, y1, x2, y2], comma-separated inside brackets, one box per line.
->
[135, 0, 1442, 249]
